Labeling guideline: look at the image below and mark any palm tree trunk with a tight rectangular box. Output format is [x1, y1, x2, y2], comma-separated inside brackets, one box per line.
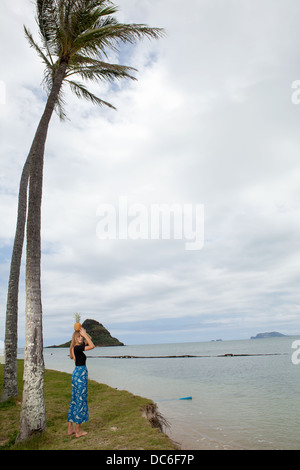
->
[17, 60, 68, 442]
[1, 156, 30, 402]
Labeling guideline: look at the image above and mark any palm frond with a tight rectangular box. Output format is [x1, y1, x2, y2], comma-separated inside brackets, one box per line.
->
[55, 86, 69, 121]
[37, 0, 57, 40]
[66, 56, 137, 82]
[70, 3, 118, 37]
[25, 0, 165, 118]
[24, 26, 53, 69]
[71, 23, 165, 57]
[66, 79, 116, 109]
[36, 0, 59, 56]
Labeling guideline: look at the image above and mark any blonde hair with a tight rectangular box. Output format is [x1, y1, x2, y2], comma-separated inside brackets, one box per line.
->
[69, 331, 81, 360]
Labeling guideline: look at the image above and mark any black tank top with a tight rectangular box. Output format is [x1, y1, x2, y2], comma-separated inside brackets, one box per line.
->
[74, 344, 86, 366]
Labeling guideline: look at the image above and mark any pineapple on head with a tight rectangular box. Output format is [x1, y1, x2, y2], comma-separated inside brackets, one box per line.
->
[74, 313, 82, 331]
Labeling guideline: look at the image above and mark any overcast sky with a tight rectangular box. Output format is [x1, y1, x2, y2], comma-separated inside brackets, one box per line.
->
[1, 0, 300, 346]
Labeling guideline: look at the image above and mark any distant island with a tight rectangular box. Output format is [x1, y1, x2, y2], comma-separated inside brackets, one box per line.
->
[250, 331, 287, 340]
[47, 319, 124, 347]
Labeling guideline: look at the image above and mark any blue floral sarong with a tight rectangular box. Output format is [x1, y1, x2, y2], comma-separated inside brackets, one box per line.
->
[68, 365, 89, 424]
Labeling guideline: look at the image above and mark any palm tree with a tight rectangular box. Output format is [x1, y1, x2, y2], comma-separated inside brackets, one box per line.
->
[1, 157, 30, 402]
[9, 0, 164, 441]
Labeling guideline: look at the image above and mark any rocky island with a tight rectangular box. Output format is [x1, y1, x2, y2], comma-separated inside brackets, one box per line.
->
[250, 331, 287, 339]
[48, 319, 124, 347]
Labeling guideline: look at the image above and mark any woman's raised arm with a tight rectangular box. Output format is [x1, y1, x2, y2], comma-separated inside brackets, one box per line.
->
[80, 327, 95, 351]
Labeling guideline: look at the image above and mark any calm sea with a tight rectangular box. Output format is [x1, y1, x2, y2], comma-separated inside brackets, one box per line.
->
[19, 337, 300, 450]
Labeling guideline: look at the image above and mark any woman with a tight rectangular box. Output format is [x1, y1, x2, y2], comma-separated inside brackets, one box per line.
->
[67, 327, 95, 438]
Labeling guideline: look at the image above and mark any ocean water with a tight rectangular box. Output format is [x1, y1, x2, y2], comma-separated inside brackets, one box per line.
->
[21, 337, 300, 450]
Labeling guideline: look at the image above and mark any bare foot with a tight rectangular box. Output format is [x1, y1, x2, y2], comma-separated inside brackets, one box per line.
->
[76, 431, 88, 438]
[67, 423, 76, 436]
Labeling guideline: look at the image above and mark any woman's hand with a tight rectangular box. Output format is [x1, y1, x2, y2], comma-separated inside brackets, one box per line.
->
[80, 327, 91, 339]
[79, 327, 87, 337]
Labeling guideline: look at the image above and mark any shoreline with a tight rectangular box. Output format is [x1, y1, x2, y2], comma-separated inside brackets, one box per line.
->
[45, 365, 183, 450]
[45, 365, 178, 450]
[163, 419, 243, 450]
[39, 339, 300, 450]
[42, 353, 238, 450]
[0, 361, 177, 450]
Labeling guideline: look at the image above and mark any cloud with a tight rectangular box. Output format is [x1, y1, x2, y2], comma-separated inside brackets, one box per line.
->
[1, 0, 300, 346]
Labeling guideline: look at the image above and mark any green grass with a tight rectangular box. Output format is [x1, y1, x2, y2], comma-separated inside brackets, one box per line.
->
[0, 360, 176, 450]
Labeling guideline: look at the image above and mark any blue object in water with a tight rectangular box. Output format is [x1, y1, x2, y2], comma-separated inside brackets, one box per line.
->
[157, 396, 193, 402]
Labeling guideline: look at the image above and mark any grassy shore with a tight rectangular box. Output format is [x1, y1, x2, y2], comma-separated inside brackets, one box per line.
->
[0, 360, 177, 450]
